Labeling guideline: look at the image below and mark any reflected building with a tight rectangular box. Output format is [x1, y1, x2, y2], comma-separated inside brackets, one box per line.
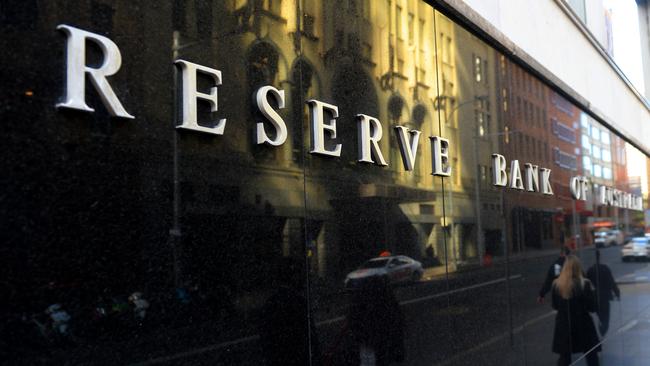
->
[167, 0, 448, 286]
[500, 60, 562, 253]
[546, 91, 581, 248]
[579, 113, 630, 238]
[3, 1, 650, 365]
[433, 13, 500, 267]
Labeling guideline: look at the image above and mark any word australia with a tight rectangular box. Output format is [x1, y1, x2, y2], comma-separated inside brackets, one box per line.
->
[56, 25, 451, 176]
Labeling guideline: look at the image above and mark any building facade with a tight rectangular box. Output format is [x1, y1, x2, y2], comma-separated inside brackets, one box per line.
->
[1, 0, 650, 365]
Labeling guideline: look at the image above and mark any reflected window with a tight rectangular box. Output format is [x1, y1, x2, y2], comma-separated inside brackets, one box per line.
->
[552, 92, 574, 116]
[582, 134, 590, 150]
[247, 42, 279, 90]
[290, 59, 314, 163]
[412, 104, 427, 127]
[552, 118, 576, 143]
[602, 149, 611, 162]
[554, 148, 578, 170]
[603, 167, 612, 180]
[475, 98, 490, 136]
[408, 13, 414, 44]
[303, 13, 316, 39]
[474, 55, 483, 83]
[440, 33, 452, 64]
[479, 165, 488, 184]
[591, 126, 600, 141]
[580, 113, 589, 128]
[396, 5, 403, 40]
[388, 94, 405, 122]
[583, 156, 592, 174]
[418, 18, 425, 48]
[601, 131, 610, 145]
[592, 145, 601, 160]
[594, 164, 602, 177]
[263, 0, 282, 15]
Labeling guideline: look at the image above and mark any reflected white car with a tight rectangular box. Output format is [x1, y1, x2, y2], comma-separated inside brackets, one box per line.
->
[622, 237, 650, 262]
[344, 255, 423, 288]
[595, 230, 624, 247]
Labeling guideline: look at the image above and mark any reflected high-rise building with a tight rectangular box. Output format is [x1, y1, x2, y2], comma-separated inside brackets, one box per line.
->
[499, 59, 563, 253]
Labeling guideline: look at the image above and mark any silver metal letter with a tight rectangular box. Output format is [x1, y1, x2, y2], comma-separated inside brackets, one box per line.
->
[175, 59, 226, 135]
[524, 163, 539, 192]
[356, 114, 388, 166]
[430, 136, 451, 177]
[598, 186, 607, 205]
[307, 99, 341, 157]
[255, 86, 287, 146]
[56, 24, 134, 118]
[394, 126, 421, 171]
[492, 154, 507, 187]
[510, 160, 524, 190]
[541, 168, 554, 195]
[569, 176, 581, 200]
[569, 176, 589, 200]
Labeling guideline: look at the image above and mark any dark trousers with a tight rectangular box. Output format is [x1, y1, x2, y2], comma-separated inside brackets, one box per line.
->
[597, 300, 611, 336]
[557, 352, 599, 366]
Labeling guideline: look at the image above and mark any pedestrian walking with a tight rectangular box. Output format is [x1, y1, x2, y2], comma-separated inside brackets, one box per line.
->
[551, 255, 601, 366]
[537, 246, 572, 304]
[258, 257, 320, 366]
[346, 275, 405, 366]
[586, 250, 620, 336]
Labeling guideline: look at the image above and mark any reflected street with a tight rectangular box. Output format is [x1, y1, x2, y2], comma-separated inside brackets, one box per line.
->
[110, 246, 648, 365]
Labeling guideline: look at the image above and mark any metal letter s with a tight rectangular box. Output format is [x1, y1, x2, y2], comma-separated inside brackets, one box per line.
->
[255, 86, 287, 146]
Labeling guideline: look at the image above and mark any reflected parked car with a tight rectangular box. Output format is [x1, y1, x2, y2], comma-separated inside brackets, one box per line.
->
[594, 230, 624, 247]
[622, 237, 650, 262]
[344, 255, 423, 288]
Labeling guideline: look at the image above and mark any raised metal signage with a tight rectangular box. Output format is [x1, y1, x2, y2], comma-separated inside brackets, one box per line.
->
[54, 24, 644, 211]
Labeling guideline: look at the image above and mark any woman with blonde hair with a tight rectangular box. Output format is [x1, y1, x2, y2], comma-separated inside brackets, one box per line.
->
[551, 255, 601, 366]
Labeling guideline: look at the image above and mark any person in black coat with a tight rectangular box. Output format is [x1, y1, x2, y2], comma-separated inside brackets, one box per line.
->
[551, 255, 600, 366]
[586, 250, 620, 336]
[259, 257, 321, 366]
[538, 246, 572, 304]
[346, 275, 405, 366]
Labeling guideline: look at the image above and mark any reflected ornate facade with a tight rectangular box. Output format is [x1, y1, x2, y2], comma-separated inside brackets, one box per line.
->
[2, 1, 650, 365]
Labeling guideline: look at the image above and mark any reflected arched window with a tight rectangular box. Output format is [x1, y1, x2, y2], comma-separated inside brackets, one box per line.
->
[412, 103, 427, 128]
[388, 94, 405, 123]
[411, 103, 427, 178]
[332, 63, 378, 164]
[247, 42, 279, 93]
[387, 94, 407, 172]
[290, 59, 314, 163]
